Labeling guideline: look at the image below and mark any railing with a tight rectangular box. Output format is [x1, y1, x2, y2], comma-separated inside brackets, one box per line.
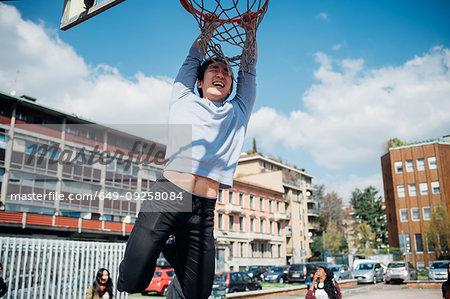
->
[307, 209, 320, 216]
[0, 236, 128, 299]
[282, 178, 302, 189]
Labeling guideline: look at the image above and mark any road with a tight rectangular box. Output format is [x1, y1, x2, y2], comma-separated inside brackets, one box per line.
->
[272, 283, 442, 298]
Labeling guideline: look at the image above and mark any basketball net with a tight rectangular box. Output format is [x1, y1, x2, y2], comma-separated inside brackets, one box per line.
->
[180, 0, 269, 74]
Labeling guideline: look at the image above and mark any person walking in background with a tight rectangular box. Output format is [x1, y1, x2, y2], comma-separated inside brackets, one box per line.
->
[443, 262, 450, 299]
[306, 267, 341, 299]
[0, 263, 7, 298]
[86, 268, 114, 299]
[306, 272, 314, 289]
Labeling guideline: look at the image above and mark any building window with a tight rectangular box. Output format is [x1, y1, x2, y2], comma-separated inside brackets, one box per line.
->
[228, 190, 234, 204]
[239, 216, 244, 232]
[411, 208, 420, 221]
[269, 220, 273, 234]
[230, 241, 234, 257]
[260, 197, 264, 210]
[260, 219, 265, 233]
[405, 160, 414, 172]
[422, 207, 431, 220]
[229, 215, 234, 231]
[269, 199, 273, 212]
[414, 234, 424, 253]
[428, 157, 437, 169]
[276, 201, 280, 213]
[277, 222, 281, 235]
[250, 195, 254, 209]
[399, 209, 408, 222]
[397, 185, 405, 198]
[408, 184, 417, 197]
[239, 193, 244, 207]
[419, 183, 428, 195]
[218, 213, 223, 229]
[250, 218, 254, 232]
[218, 190, 223, 203]
[416, 158, 425, 171]
[431, 181, 440, 194]
[394, 161, 403, 173]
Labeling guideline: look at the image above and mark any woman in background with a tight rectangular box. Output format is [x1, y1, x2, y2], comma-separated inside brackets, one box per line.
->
[86, 268, 114, 299]
[306, 267, 341, 299]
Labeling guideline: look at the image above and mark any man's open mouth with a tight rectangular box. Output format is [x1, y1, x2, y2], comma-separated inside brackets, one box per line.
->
[213, 81, 225, 88]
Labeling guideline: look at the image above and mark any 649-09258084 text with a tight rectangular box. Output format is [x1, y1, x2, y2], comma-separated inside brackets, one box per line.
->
[8, 191, 184, 201]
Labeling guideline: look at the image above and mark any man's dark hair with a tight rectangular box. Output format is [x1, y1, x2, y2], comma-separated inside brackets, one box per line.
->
[197, 59, 234, 101]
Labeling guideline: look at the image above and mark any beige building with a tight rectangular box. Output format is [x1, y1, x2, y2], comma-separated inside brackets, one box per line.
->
[214, 175, 286, 272]
[235, 154, 316, 263]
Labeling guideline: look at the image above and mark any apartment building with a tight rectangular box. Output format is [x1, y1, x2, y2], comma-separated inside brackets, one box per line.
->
[214, 176, 286, 272]
[0, 91, 166, 238]
[235, 154, 316, 263]
[381, 138, 450, 268]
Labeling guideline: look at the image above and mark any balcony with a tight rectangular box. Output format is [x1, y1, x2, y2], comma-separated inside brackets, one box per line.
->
[274, 212, 289, 220]
[250, 232, 281, 241]
[308, 222, 320, 231]
[282, 178, 302, 189]
[307, 209, 319, 217]
[226, 203, 242, 213]
[286, 246, 293, 255]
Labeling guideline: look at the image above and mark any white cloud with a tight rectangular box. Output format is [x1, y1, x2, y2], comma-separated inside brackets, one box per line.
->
[317, 13, 329, 20]
[248, 46, 450, 172]
[317, 173, 384, 203]
[332, 43, 345, 51]
[0, 3, 172, 124]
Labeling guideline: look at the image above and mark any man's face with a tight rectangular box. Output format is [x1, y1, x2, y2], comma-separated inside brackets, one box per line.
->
[198, 61, 232, 102]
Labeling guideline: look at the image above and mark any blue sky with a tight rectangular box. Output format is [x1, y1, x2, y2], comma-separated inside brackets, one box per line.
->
[1, 0, 450, 202]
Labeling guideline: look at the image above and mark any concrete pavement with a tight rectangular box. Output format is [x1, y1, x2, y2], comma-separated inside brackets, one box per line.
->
[272, 283, 441, 298]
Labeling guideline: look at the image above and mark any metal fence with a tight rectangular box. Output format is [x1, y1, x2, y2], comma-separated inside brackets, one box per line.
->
[0, 236, 128, 299]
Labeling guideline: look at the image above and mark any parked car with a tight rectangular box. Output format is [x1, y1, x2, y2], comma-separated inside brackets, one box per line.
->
[213, 272, 262, 294]
[428, 260, 450, 281]
[262, 266, 289, 283]
[329, 264, 353, 281]
[245, 265, 269, 280]
[352, 262, 384, 284]
[142, 268, 175, 296]
[385, 262, 418, 283]
[287, 263, 319, 283]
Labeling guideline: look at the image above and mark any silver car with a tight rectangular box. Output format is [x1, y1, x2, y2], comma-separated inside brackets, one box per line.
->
[428, 260, 449, 281]
[352, 262, 384, 284]
[385, 261, 418, 283]
[329, 265, 353, 281]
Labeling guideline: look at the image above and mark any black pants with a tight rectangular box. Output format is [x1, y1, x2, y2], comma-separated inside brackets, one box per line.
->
[117, 177, 216, 299]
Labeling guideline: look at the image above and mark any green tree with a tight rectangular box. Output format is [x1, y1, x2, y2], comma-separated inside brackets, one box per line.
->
[425, 206, 450, 259]
[350, 186, 387, 248]
[311, 235, 324, 258]
[252, 137, 258, 154]
[355, 221, 376, 255]
[310, 222, 348, 258]
[324, 222, 348, 254]
[384, 138, 408, 151]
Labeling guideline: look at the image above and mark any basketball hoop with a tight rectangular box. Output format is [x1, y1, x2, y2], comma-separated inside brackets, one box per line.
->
[179, 0, 269, 72]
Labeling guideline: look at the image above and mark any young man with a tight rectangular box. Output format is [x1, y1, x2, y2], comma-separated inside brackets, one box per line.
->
[118, 15, 257, 299]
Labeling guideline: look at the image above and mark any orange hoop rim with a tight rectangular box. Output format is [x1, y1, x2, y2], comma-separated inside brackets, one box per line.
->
[179, 0, 269, 24]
